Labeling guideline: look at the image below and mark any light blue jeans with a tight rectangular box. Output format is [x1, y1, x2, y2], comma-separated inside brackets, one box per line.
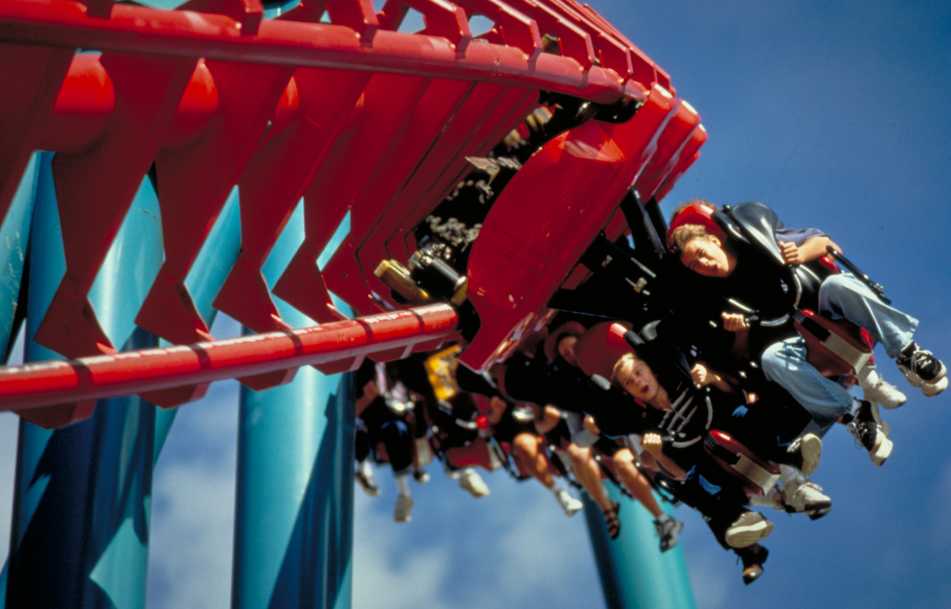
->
[760, 273, 918, 428]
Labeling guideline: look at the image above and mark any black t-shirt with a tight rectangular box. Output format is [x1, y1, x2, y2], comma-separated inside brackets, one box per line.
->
[583, 386, 653, 437]
[672, 239, 800, 358]
[610, 342, 737, 467]
[501, 348, 591, 414]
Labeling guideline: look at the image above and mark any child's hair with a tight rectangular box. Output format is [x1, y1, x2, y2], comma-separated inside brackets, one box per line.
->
[667, 199, 722, 252]
[611, 353, 636, 384]
[669, 222, 712, 252]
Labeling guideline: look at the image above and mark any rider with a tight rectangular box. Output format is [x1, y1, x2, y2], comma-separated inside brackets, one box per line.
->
[354, 360, 419, 523]
[575, 322, 831, 547]
[507, 320, 688, 550]
[666, 200, 946, 464]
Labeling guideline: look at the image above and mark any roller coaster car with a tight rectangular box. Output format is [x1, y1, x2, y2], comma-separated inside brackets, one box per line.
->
[793, 254, 876, 382]
[715, 201, 881, 383]
[704, 429, 780, 498]
[795, 308, 874, 380]
[458, 86, 685, 371]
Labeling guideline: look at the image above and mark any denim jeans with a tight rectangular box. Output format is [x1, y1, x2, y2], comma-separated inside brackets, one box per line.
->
[760, 272, 918, 427]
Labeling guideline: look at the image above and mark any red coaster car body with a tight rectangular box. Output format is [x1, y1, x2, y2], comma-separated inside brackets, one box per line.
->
[459, 86, 687, 371]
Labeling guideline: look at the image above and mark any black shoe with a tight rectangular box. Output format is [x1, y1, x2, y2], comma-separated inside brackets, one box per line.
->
[739, 544, 769, 586]
[847, 401, 893, 466]
[897, 342, 947, 396]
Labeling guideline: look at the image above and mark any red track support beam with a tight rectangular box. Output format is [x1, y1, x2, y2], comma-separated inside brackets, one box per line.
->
[0, 304, 458, 418]
[0, 0, 638, 104]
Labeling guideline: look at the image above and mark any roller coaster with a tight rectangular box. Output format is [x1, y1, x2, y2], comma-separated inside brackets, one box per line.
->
[0, 0, 712, 606]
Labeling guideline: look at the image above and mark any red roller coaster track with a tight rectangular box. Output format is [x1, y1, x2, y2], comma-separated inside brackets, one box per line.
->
[0, 0, 704, 427]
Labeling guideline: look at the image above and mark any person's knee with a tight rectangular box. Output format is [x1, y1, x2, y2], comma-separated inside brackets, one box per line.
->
[566, 442, 588, 462]
[612, 448, 635, 466]
[819, 273, 861, 309]
[760, 342, 788, 381]
[513, 433, 537, 457]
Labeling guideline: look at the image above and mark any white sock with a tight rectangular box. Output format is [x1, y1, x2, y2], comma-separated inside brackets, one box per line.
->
[396, 473, 411, 496]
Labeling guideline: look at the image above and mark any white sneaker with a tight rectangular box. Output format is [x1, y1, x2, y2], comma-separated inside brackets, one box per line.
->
[458, 468, 490, 498]
[725, 512, 774, 549]
[860, 368, 907, 409]
[415, 438, 434, 467]
[787, 433, 822, 476]
[847, 401, 893, 466]
[394, 493, 413, 523]
[782, 479, 832, 515]
[554, 488, 584, 517]
[355, 468, 380, 497]
[749, 487, 784, 511]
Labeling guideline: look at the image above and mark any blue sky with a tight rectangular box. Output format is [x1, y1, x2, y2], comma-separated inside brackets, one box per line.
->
[0, 2, 950, 609]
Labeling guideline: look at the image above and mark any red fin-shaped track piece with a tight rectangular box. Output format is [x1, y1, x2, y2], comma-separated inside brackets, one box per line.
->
[310, 73, 431, 316]
[35, 53, 196, 359]
[18, 400, 96, 429]
[355, 78, 475, 303]
[137, 60, 294, 345]
[237, 369, 299, 390]
[388, 86, 537, 261]
[0, 45, 73, 252]
[273, 73, 424, 320]
[214, 68, 369, 333]
[142, 385, 210, 408]
[313, 357, 364, 375]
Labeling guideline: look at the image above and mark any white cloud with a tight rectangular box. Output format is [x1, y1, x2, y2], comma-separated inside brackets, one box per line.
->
[147, 379, 239, 609]
[0, 325, 25, 566]
[0, 413, 19, 568]
[148, 457, 236, 609]
[353, 492, 451, 609]
[352, 470, 602, 609]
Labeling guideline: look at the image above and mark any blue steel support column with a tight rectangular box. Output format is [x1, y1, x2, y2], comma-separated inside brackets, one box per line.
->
[0, 152, 42, 608]
[584, 486, 696, 609]
[0, 153, 40, 360]
[4, 155, 241, 609]
[233, 204, 354, 609]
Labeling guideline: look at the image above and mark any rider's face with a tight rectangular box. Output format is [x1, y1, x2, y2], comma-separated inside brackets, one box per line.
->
[681, 236, 731, 278]
[557, 335, 578, 365]
[617, 358, 660, 403]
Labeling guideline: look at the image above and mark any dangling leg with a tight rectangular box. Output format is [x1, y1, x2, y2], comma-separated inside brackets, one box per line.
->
[819, 273, 945, 395]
